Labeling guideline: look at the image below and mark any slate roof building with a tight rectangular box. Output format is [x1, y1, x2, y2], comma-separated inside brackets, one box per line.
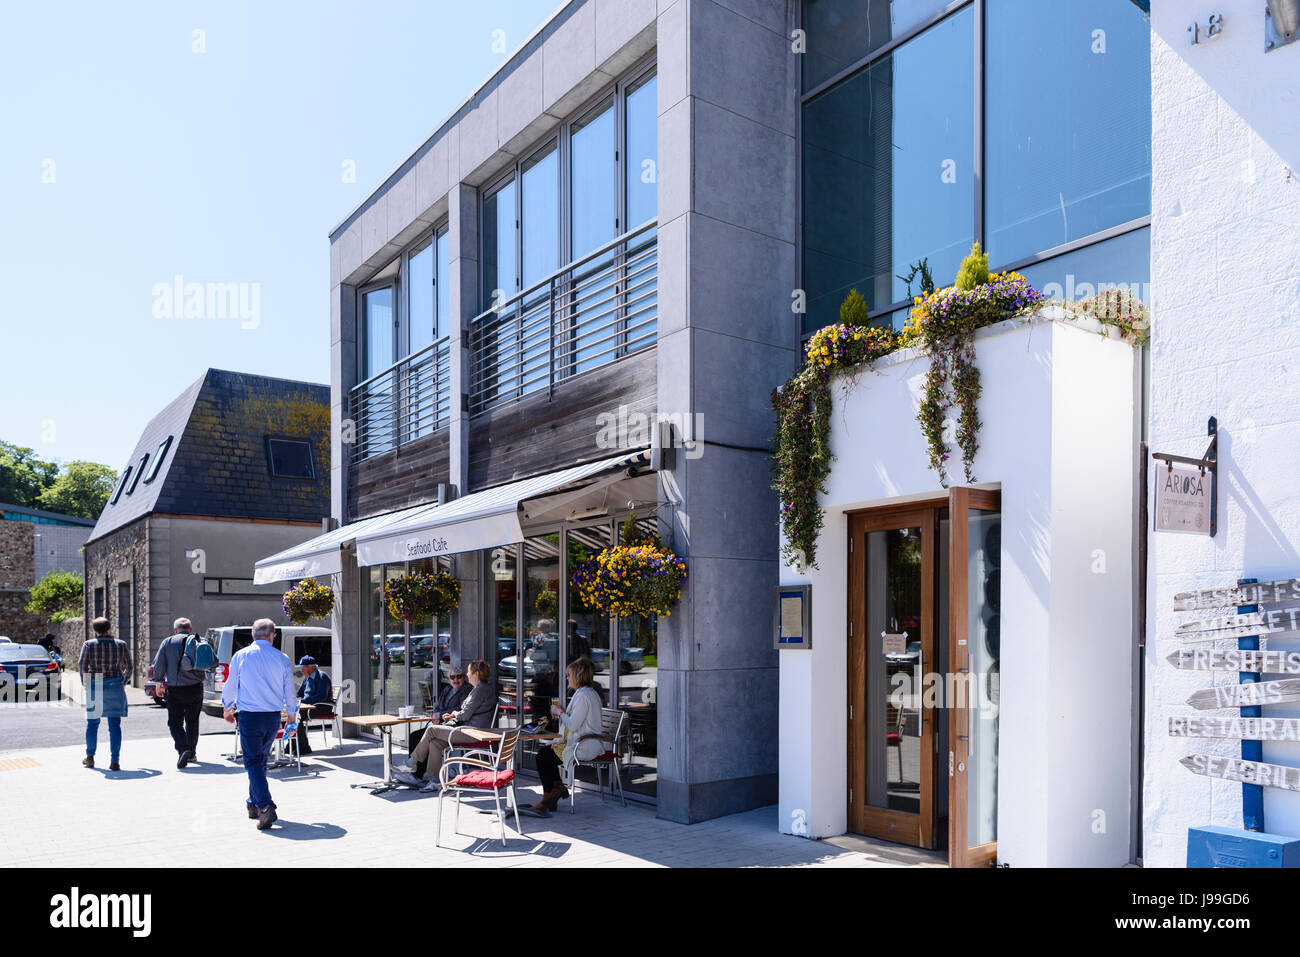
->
[83, 369, 330, 683]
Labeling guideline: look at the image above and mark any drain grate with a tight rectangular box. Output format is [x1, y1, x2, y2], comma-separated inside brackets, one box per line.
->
[0, 757, 39, 772]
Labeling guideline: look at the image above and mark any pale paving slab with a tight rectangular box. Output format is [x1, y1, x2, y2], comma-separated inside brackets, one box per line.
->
[0, 734, 942, 868]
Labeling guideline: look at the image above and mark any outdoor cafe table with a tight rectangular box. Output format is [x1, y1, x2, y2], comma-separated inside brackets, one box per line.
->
[343, 713, 439, 793]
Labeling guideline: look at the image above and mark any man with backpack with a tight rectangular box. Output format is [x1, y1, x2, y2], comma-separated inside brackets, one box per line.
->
[151, 617, 212, 768]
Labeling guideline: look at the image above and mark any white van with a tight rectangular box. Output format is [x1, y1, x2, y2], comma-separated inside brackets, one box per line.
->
[201, 624, 334, 717]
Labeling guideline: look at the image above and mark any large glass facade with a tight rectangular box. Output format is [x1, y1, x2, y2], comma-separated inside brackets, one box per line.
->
[800, 0, 1152, 334]
[802, 5, 974, 331]
[985, 0, 1152, 266]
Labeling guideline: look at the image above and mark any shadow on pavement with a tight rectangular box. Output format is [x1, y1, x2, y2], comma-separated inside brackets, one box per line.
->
[94, 768, 163, 780]
[262, 821, 347, 841]
[453, 836, 572, 858]
[176, 762, 246, 775]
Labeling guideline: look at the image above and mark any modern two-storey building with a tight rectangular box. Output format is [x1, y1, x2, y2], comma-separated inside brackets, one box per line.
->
[256, 0, 799, 822]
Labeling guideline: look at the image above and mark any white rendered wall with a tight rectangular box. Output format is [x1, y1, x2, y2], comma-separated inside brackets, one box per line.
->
[1145, 0, 1300, 867]
[779, 316, 1139, 866]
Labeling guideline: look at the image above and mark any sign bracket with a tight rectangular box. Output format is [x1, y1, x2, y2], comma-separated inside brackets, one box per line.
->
[1152, 416, 1218, 537]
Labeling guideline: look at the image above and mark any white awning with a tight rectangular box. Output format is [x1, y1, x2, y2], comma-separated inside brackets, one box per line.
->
[252, 509, 420, 584]
[354, 450, 651, 568]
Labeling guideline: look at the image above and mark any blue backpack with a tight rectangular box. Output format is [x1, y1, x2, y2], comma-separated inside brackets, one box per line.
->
[182, 634, 216, 672]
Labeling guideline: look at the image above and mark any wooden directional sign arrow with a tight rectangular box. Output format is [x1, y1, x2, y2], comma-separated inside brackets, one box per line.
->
[1176, 606, 1300, 642]
[1166, 648, 1300, 674]
[1170, 716, 1300, 740]
[1186, 678, 1300, 710]
[1180, 753, 1300, 792]
[1173, 578, 1300, 611]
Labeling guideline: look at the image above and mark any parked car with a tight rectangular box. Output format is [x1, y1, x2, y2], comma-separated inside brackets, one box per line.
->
[145, 664, 167, 705]
[202, 625, 333, 717]
[590, 643, 646, 674]
[0, 636, 11, 642]
[0, 643, 61, 700]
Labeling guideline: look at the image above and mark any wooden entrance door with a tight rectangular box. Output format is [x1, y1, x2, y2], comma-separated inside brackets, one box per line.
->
[847, 507, 937, 847]
[948, 487, 1002, 867]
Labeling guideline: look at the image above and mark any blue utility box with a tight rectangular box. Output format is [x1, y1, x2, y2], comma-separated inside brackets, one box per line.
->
[1187, 826, 1300, 867]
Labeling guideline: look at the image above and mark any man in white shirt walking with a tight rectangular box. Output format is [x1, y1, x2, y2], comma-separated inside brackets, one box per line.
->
[221, 618, 299, 830]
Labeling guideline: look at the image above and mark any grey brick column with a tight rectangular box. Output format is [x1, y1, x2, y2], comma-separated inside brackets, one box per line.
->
[447, 182, 483, 666]
[654, 0, 801, 823]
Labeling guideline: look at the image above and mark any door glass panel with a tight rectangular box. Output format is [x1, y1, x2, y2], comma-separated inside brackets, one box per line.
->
[965, 509, 1001, 847]
[487, 546, 518, 729]
[864, 526, 923, 812]
[409, 557, 450, 716]
[382, 564, 407, 719]
[520, 534, 561, 772]
[569, 102, 616, 376]
[936, 515, 950, 845]
[565, 523, 613, 790]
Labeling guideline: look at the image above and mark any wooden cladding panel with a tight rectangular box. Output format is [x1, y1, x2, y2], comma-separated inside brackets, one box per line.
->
[468, 349, 657, 490]
[348, 431, 451, 521]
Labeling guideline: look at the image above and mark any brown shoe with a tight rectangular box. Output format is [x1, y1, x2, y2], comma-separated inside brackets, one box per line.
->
[257, 805, 278, 830]
[247, 804, 260, 819]
[109, 762, 120, 772]
[82, 755, 94, 769]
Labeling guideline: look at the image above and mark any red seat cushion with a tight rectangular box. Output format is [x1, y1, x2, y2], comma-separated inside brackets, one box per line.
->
[886, 733, 900, 745]
[591, 751, 617, 762]
[450, 768, 515, 789]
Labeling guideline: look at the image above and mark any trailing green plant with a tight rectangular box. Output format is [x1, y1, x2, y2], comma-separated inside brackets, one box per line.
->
[906, 268, 1044, 485]
[771, 363, 833, 569]
[1059, 286, 1150, 345]
[839, 288, 870, 327]
[282, 578, 336, 625]
[954, 242, 989, 291]
[384, 570, 461, 623]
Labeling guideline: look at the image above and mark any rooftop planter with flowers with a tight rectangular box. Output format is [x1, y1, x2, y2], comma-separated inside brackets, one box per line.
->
[772, 244, 1147, 569]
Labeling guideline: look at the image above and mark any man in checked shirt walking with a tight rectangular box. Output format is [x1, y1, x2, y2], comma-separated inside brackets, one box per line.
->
[78, 616, 132, 771]
[221, 618, 299, 830]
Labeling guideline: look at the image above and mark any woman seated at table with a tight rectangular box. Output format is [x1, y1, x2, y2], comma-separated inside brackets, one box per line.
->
[531, 656, 604, 812]
[394, 659, 494, 791]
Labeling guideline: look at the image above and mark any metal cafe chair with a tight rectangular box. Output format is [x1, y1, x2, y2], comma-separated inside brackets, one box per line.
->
[435, 729, 525, 848]
[565, 708, 627, 813]
[273, 720, 303, 772]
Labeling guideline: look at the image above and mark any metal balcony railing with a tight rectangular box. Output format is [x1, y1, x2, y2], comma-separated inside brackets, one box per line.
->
[349, 338, 452, 464]
[468, 219, 658, 415]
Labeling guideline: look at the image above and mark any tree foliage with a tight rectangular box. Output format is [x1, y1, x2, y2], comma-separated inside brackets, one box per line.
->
[0, 441, 117, 520]
[37, 461, 118, 520]
[26, 570, 84, 618]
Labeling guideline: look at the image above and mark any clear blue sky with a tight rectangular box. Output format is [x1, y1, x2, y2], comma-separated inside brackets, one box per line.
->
[0, 0, 561, 472]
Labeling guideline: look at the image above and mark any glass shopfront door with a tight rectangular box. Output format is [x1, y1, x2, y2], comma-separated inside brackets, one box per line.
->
[847, 490, 1001, 865]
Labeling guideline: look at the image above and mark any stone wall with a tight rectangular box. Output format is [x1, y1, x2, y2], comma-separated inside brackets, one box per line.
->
[83, 519, 151, 686]
[0, 519, 41, 641]
[54, 617, 87, 668]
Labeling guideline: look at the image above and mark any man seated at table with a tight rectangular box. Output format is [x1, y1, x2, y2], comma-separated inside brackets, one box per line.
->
[294, 656, 333, 756]
[393, 660, 493, 791]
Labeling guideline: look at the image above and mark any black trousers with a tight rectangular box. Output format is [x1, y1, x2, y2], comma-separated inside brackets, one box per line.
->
[536, 745, 565, 792]
[166, 683, 203, 755]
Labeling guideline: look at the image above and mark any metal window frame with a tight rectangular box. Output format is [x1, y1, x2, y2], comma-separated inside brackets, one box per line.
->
[265, 435, 317, 480]
[796, 0, 1153, 335]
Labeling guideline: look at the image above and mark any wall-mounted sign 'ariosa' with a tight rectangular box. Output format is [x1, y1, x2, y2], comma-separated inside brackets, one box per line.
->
[1185, 678, 1300, 711]
[1170, 716, 1300, 741]
[1167, 648, 1300, 674]
[1181, 754, 1300, 793]
[1173, 577, 1300, 611]
[1155, 463, 1212, 535]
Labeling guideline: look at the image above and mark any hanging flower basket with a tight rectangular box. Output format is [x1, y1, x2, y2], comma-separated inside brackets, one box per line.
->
[571, 513, 688, 619]
[534, 585, 558, 619]
[282, 579, 336, 625]
[384, 570, 461, 623]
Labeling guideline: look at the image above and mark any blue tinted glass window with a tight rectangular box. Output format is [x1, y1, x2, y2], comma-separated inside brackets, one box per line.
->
[985, 0, 1151, 267]
[482, 181, 517, 309]
[407, 240, 434, 356]
[803, 0, 956, 90]
[363, 287, 394, 378]
[802, 5, 974, 334]
[626, 74, 657, 228]
[436, 230, 450, 340]
[522, 145, 559, 288]
[1014, 227, 1149, 307]
[571, 103, 616, 259]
